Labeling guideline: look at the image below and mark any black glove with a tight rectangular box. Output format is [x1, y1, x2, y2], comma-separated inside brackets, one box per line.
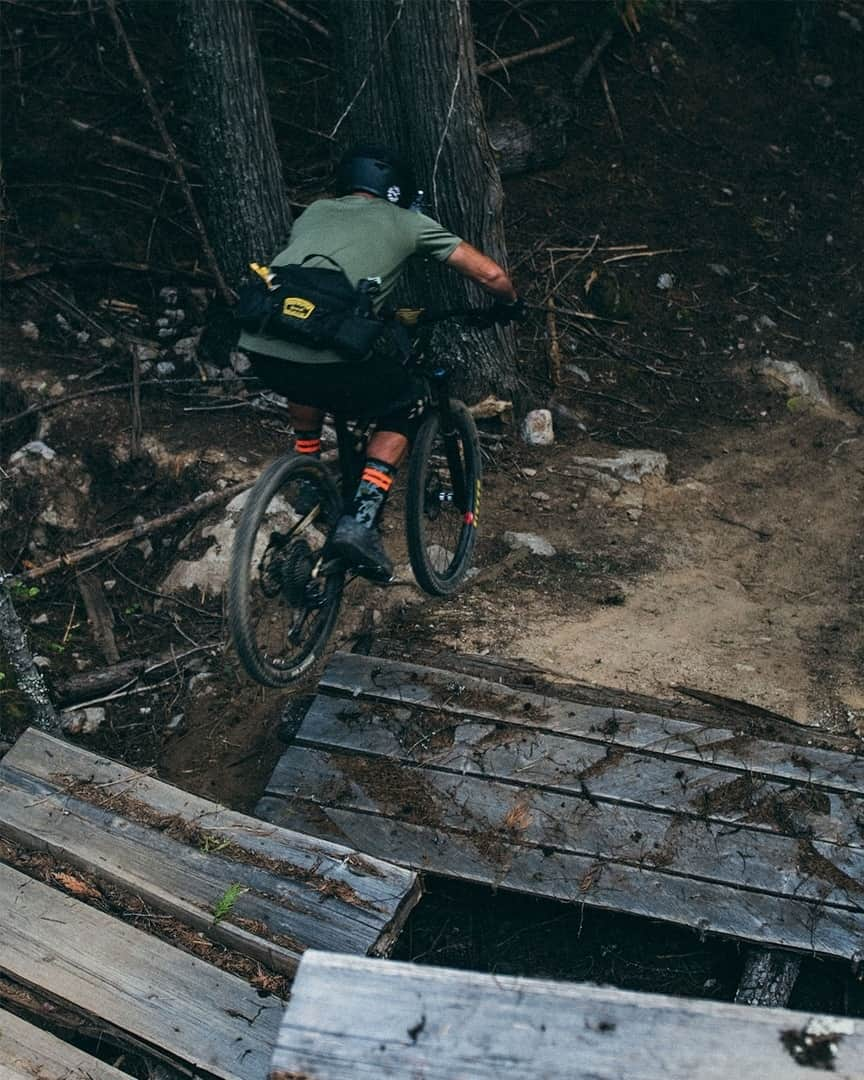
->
[492, 297, 527, 325]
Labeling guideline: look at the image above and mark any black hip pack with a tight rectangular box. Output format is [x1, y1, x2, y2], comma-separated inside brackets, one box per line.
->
[235, 254, 385, 361]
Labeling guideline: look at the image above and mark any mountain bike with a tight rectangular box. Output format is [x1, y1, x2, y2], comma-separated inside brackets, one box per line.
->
[227, 306, 501, 687]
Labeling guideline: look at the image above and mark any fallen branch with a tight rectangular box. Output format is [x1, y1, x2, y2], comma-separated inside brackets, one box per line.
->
[735, 950, 801, 1008]
[572, 27, 614, 96]
[104, 0, 232, 304]
[0, 376, 260, 430]
[478, 34, 576, 76]
[15, 483, 250, 583]
[76, 570, 120, 664]
[270, 0, 330, 37]
[546, 296, 562, 386]
[55, 644, 219, 707]
[69, 118, 198, 169]
[0, 581, 60, 732]
[598, 60, 624, 143]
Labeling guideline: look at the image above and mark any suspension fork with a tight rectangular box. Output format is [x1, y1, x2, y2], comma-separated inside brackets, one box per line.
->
[428, 375, 470, 511]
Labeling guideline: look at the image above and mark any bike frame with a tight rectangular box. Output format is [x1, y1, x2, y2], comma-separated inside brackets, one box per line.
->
[331, 357, 470, 516]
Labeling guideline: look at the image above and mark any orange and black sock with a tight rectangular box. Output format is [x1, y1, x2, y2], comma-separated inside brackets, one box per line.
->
[352, 458, 397, 528]
[293, 429, 321, 457]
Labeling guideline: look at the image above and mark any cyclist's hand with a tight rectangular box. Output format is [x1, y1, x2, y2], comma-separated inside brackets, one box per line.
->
[491, 297, 527, 325]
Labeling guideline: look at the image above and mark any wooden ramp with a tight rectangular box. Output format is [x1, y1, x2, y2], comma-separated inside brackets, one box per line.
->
[271, 950, 864, 1080]
[0, 729, 420, 1080]
[258, 652, 864, 961]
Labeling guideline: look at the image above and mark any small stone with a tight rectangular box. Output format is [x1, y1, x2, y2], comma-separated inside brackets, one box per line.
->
[813, 74, 834, 89]
[707, 263, 731, 277]
[103, 579, 117, 591]
[522, 409, 554, 446]
[20, 320, 40, 341]
[55, 314, 71, 332]
[165, 713, 186, 735]
[132, 342, 160, 364]
[33, 655, 51, 670]
[626, 507, 642, 522]
[521, 467, 538, 478]
[156, 360, 176, 377]
[657, 273, 675, 290]
[159, 286, 179, 305]
[96, 336, 117, 351]
[753, 314, 777, 332]
[75, 331, 90, 346]
[173, 335, 200, 363]
[61, 706, 106, 735]
[10, 441, 56, 463]
[137, 539, 154, 560]
[570, 501, 580, 510]
[230, 350, 252, 374]
[30, 613, 49, 625]
[530, 490, 551, 502]
[502, 531, 556, 557]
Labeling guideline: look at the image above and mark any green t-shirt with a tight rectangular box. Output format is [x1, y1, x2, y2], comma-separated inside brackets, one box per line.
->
[238, 195, 462, 363]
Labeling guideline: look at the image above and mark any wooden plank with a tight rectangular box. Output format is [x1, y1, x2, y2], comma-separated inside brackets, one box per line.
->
[268, 744, 864, 911]
[320, 653, 864, 796]
[0, 863, 281, 1080]
[3, 729, 420, 959]
[293, 692, 864, 850]
[0, 1007, 133, 1080]
[271, 950, 864, 1080]
[258, 795, 864, 959]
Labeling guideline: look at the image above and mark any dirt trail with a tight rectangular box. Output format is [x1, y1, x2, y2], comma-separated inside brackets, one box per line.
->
[402, 410, 863, 734]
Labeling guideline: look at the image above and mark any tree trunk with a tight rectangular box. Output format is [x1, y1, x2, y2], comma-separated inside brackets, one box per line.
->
[334, 0, 519, 401]
[0, 585, 59, 734]
[176, 0, 292, 287]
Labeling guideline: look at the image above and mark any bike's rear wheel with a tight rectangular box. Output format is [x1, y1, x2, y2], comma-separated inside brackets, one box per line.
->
[405, 400, 481, 597]
[228, 454, 344, 686]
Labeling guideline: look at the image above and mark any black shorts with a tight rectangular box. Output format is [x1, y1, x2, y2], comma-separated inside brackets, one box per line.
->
[249, 342, 427, 435]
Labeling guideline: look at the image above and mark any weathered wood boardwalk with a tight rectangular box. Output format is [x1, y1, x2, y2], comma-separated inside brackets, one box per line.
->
[0, 1009, 133, 1080]
[0, 728, 420, 1079]
[271, 950, 864, 1080]
[258, 652, 864, 961]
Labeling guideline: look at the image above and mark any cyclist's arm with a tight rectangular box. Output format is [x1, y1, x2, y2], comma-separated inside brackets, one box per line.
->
[445, 241, 517, 303]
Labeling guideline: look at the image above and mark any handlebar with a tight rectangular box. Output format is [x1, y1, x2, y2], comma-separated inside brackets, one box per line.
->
[390, 300, 526, 328]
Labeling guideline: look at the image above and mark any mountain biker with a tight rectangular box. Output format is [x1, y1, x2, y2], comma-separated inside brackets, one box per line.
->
[238, 142, 523, 583]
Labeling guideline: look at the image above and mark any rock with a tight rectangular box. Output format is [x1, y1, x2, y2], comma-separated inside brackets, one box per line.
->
[753, 314, 777, 332]
[159, 286, 179, 305]
[187, 672, 214, 694]
[626, 507, 642, 522]
[156, 360, 176, 377]
[565, 364, 591, 383]
[756, 358, 831, 409]
[30, 613, 49, 625]
[33, 655, 51, 670]
[427, 544, 455, 567]
[813, 74, 834, 89]
[657, 273, 675, 290]
[96, 336, 117, 351]
[61, 706, 107, 735]
[707, 263, 731, 278]
[503, 531, 556, 556]
[230, 350, 252, 374]
[132, 342, 160, 364]
[521, 467, 537, 478]
[572, 449, 668, 484]
[20, 320, 40, 341]
[103, 579, 117, 591]
[173, 334, 201, 364]
[522, 409, 554, 446]
[75, 331, 90, 346]
[530, 490, 551, 502]
[165, 713, 186, 735]
[10, 440, 56, 463]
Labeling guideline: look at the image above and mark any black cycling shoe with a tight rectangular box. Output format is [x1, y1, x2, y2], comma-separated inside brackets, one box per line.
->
[329, 516, 394, 583]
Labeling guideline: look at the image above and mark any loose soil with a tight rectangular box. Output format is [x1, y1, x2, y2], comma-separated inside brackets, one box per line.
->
[1, 0, 863, 1017]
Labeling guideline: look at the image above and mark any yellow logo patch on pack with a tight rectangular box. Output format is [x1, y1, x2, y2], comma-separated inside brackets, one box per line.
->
[282, 297, 315, 320]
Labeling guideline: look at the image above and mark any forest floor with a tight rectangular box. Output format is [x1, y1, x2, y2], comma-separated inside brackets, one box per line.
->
[1, 0, 863, 1012]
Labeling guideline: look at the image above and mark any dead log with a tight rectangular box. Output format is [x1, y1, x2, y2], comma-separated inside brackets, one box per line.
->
[76, 571, 120, 665]
[15, 482, 249, 584]
[735, 949, 802, 1007]
[0, 584, 59, 733]
[54, 646, 217, 707]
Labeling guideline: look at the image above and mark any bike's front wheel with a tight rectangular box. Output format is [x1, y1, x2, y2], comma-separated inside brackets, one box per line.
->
[405, 400, 482, 597]
[228, 454, 344, 686]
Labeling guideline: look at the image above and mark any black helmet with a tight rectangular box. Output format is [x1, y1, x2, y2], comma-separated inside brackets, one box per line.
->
[336, 143, 416, 209]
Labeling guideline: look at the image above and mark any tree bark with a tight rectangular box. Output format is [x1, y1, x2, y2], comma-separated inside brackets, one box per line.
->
[333, 0, 518, 400]
[0, 585, 59, 734]
[176, 0, 292, 287]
